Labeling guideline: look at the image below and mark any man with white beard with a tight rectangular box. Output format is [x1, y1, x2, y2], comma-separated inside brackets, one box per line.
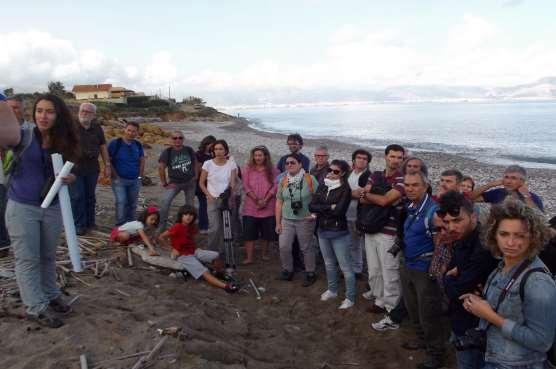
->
[70, 103, 110, 235]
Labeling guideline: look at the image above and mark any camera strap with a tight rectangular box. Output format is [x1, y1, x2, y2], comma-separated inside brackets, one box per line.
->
[482, 258, 533, 330]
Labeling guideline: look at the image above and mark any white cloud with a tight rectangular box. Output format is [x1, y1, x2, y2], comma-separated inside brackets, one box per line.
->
[2, 17, 556, 104]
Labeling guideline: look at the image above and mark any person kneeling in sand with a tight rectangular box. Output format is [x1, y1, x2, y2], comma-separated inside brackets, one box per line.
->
[109, 207, 160, 256]
[158, 205, 239, 293]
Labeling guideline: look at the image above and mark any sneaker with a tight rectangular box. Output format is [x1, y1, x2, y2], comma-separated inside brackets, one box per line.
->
[302, 272, 317, 287]
[49, 296, 72, 315]
[26, 308, 64, 328]
[277, 270, 294, 281]
[199, 229, 209, 235]
[362, 290, 374, 300]
[371, 315, 400, 331]
[320, 290, 338, 301]
[224, 282, 239, 294]
[338, 299, 354, 309]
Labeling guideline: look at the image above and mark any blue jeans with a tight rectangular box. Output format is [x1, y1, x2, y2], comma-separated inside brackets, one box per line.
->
[196, 192, 208, 231]
[455, 342, 485, 369]
[111, 177, 140, 226]
[483, 363, 545, 369]
[0, 184, 10, 247]
[158, 179, 196, 231]
[318, 230, 356, 301]
[6, 200, 63, 315]
[70, 172, 99, 230]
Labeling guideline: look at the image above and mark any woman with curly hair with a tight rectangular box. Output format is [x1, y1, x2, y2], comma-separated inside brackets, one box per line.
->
[460, 199, 556, 369]
[4, 94, 79, 328]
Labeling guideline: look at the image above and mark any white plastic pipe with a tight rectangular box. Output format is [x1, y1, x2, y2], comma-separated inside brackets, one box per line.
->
[48, 154, 81, 272]
[40, 160, 74, 209]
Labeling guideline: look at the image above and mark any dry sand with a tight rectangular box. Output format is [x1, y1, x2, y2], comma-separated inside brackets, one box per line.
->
[1, 118, 554, 369]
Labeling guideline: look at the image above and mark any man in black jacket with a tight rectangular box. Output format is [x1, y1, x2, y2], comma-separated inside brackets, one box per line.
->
[437, 191, 498, 369]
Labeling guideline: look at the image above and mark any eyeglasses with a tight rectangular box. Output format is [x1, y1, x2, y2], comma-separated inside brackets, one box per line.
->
[327, 168, 341, 175]
[172, 137, 184, 140]
[285, 161, 298, 166]
[315, 154, 328, 158]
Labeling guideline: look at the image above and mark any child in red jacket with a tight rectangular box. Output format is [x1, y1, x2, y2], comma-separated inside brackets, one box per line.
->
[158, 205, 238, 293]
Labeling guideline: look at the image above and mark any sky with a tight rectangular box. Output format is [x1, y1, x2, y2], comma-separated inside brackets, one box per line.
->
[1, 0, 556, 105]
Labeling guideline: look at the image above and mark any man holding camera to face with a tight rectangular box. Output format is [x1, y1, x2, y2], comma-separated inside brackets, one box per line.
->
[437, 191, 497, 369]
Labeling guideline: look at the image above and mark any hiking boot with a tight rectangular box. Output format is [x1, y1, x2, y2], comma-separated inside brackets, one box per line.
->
[401, 339, 426, 351]
[224, 282, 239, 294]
[302, 272, 317, 287]
[338, 299, 354, 310]
[416, 355, 444, 369]
[277, 270, 294, 281]
[49, 296, 72, 315]
[320, 290, 338, 301]
[366, 304, 386, 314]
[371, 315, 400, 331]
[26, 308, 64, 328]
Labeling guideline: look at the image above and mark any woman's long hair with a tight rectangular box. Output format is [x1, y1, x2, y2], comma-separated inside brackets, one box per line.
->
[248, 145, 274, 184]
[32, 94, 79, 162]
[198, 135, 216, 153]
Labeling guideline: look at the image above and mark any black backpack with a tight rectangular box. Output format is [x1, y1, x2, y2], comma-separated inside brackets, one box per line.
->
[355, 171, 393, 234]
[519, 266, 556, 367]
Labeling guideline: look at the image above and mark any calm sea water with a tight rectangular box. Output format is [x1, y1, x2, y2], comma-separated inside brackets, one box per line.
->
[226, 101, 556, 169]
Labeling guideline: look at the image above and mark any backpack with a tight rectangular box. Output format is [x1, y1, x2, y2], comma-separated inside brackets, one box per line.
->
[356, 171, 393, 234]
[110, 137, 142, 161]
[279, 173, 314, 194]
[519, 267, 556, 367]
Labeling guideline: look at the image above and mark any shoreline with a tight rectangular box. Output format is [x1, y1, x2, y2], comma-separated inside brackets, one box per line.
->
[155, 119, 556, 215]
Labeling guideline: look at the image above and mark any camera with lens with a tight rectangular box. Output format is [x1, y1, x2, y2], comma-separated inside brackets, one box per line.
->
[453, 328, 487, 352]
[291, 200, 303, 215]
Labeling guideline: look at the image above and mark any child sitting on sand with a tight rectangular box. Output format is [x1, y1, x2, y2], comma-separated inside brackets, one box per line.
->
[158, 205, 239, 293]
[109, 207, 160, 256]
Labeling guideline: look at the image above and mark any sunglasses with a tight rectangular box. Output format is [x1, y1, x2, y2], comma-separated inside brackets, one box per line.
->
[172, 136, 184, 140]
[436, 207, 461, 218]
[327, 168, 341, 175]
[285, 161, 298, 166]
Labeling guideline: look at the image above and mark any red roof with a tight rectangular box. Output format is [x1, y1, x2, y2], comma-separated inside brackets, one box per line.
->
[72, 84, 113, 93]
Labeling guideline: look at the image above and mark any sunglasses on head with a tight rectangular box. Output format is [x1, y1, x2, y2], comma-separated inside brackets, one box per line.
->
[327, 168, 341, 175]
[436, 207, 461, 218]
[285, 161, 298, 166]
[172, 136, 184, 140]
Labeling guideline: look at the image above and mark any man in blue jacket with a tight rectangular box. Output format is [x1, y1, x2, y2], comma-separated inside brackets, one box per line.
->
[438, 191, 497, 369]
[401, 171, 446, 369]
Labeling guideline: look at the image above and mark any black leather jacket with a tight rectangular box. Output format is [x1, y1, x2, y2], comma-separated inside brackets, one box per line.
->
[309, 182, 351, 232]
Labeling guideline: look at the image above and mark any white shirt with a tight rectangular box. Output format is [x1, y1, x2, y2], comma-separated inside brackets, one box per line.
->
[117, 221, 144, 235]
[202, 159, 237, 198]
[346, 170, 364, 221]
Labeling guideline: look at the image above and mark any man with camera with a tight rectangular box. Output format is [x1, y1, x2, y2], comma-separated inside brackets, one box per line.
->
[70, 103, 110, 235]
[437, 191, 497, 369]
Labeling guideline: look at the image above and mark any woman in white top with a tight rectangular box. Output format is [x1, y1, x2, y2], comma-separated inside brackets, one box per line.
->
[198, 139, 237, 253]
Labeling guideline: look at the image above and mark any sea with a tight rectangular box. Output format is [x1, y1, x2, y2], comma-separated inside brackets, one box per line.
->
[223, 101, 556, 170]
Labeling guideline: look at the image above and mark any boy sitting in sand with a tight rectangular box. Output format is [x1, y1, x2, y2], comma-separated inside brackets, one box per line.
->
[158, 205, 239, 293]
[109, 207, 160, 256]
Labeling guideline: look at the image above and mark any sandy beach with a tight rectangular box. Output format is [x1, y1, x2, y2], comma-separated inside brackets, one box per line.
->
[1, 118, 554, 369]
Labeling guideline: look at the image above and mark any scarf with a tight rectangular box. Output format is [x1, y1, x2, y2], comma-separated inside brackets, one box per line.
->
[324, 178, 342, 196]
[287, 168, 305, 186]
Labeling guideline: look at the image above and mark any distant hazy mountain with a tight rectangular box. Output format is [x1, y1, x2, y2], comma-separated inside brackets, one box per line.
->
[213, 77, 556, 107]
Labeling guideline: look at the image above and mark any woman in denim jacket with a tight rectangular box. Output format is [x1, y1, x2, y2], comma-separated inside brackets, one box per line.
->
[461, 199, 556, 369]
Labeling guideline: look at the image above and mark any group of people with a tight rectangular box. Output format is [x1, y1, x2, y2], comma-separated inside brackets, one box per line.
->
[1, 94, 555, 369]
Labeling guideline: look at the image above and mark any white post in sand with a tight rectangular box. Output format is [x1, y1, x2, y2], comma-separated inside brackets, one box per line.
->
[41, 153, 82, 272]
